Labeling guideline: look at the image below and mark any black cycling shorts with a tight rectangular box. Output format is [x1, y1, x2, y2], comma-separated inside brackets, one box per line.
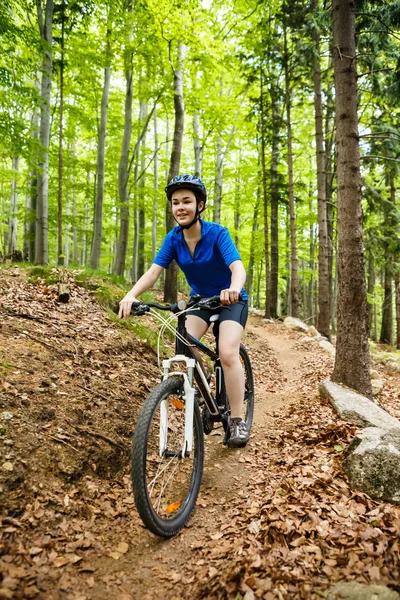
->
[187, 300, 248, 329]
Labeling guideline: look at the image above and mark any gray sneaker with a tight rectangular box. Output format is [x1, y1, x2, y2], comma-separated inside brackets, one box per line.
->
[227, 418, 249, 447]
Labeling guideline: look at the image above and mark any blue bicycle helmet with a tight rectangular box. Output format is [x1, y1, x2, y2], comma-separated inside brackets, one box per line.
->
[165, 174, 207, 203]
[165, 174, 207, 230]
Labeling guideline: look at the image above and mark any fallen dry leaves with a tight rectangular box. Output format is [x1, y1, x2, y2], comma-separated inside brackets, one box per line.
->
[1, 267, 400, 600]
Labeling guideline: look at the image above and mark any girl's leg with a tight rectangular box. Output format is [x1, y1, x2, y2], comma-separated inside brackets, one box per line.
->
[185, 315, 209, 367]
[218, 321, 245, 419]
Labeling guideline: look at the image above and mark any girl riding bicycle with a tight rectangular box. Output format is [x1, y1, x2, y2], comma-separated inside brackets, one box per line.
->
[119, 174, 249, 447]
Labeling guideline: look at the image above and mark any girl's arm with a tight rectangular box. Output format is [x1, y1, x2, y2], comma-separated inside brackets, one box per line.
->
[220, 260, 247, 304]
[118, 264, 165, 319]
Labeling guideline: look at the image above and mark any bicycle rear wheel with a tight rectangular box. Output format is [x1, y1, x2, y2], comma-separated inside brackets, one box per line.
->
[131, 377, 204, 537]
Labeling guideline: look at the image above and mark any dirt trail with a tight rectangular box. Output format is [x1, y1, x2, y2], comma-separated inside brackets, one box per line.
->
[3, 270, 399, 600]
[84, 318, 307, 600]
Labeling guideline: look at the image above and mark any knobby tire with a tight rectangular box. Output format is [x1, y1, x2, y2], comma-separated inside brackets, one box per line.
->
[131, 377, 204, 537]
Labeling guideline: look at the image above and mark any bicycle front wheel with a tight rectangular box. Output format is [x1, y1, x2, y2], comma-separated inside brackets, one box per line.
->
[131, 377, 204, 537]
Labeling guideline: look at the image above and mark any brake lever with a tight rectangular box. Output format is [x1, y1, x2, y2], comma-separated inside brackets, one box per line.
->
[131, 303, 150, 316]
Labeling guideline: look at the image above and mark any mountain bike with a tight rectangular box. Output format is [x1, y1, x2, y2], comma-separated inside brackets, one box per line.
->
[130, 294, 254, 537]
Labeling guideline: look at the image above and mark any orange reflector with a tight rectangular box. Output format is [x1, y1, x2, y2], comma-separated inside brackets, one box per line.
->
[165, 501, 181, 514]
[170, 398, 184, 410]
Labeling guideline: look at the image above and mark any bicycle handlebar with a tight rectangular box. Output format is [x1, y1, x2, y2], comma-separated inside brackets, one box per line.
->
[130, 293, 242, 316]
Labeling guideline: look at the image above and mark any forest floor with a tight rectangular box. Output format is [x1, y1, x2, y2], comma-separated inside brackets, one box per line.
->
[0, 265, 400, 600]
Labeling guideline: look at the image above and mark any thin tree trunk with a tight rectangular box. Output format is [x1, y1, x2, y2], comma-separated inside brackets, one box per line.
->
[284, 26, 298, 318]
[164, 41, 187, 303]
[395, 271, 400, 350]
[29, 77, 41, 262]
[193, 111, 202, 178]
[367, 252, 375, 339]
[234, 158, 240, 249]
[152, 106, 158, 262]
[270, 85, 280, 319]
[131, 100, 144, 281]
[260, 71, 271, 319]
[113, 0, 134, 276]
[137, 101, 148, 278]
[311, 0, 330, 338]
[64, 188, 70, 266]
[8, 157, 19, 256]
[72, 152, 78, 264]
[256, 259, 263, 309]
[380, 258, 392, 345]
[90, 22, 111, 269]
[331, 0, 371, 397]
[57, 0, 65, 266]
[247, 183, 260, 307]
[380, 170, 395, 344]
[308, 192, 315, 324]
[35, 0, 54, 264]
[213, 134, 223, 224]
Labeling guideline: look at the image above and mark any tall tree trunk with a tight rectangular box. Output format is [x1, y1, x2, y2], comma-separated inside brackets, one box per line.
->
[193, 111, 202, 178]
[260, 71, 270, 319]
[29, 77, 41, 262]
[113, 0, 134, 276]
[64, 188, 70, 266]
[35, 0, 54, 264]
[395, 271, 400, 350]
[311, 0, 330, 338]
[57, 0, 65, 266]
[131, 137, 140, 281]
[380, 259, 392, 345]
[270, 84, 280, 318]
[137, 101, 148, 278]
[380, 170, 395, 344]
[8, 157, 19, 256]
[164, 41, 187, 303]
[234, 158, 240, 249]
[72, 146, 78, 264]
[367, 252, 375, 339]
[213, 134, 223, 224]
[90, 22, 111, 270]
[308, 196, 315, 324]
[284, 26, 298, 318]
[152, 106, 159, 262]
[331, 0, 371, 397]
[325, 67, 336, 332]
[247, 182, 260, 307]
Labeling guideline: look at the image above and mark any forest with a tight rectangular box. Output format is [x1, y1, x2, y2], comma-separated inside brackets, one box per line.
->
[1, 0, 400, 357]
[2, 2, 400, 597]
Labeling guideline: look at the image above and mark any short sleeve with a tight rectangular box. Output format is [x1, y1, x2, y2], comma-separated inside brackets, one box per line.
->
[154, 231, 176, 268]
[216, 227, 241, 267]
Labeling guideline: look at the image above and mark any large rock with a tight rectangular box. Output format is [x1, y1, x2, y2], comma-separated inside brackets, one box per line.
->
[319, 339, 336, 356]
[343, 427, 400, 504]
[319, 380, 400, 430]
[307, 325, 320, 338]
[283, 316, 308, 332]
[326, 582, 400, 600]
[371, 378, 384, 396]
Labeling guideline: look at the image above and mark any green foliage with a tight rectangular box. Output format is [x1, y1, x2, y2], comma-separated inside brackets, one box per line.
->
[28, 266, 60, 285]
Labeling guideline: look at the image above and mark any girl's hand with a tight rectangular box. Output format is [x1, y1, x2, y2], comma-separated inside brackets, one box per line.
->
[118, 293, 138, 319]
[220, 288, 240, 305]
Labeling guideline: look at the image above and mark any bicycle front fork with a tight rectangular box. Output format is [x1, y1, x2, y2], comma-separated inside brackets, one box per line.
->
[161, 355, 196, 457]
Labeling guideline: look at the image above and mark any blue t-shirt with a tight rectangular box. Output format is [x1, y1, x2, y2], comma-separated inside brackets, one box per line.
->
[154, 220, 247, 300]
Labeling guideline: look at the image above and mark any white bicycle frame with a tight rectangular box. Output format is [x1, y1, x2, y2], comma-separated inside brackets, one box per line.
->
[160, 355, 196, 457]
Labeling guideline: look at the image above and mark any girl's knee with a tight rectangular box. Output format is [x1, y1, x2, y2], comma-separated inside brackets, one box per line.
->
[219, 348, 239, 369]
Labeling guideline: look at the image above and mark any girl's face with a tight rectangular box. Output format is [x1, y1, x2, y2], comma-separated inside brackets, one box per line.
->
[171, 189, 204, 227]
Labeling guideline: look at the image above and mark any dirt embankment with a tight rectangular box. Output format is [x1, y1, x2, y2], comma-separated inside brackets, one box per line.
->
[1, 266, 400, 600]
